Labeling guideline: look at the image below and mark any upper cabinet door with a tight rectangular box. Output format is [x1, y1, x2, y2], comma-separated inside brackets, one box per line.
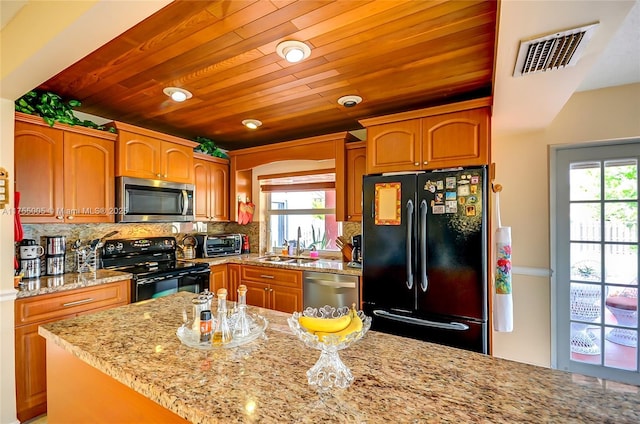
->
[193, 159, 212, 221]
[421, 107, 489, 169]
[366, 119, 421, 174]
[161, 142, 193, 184]
[116, 131, 161, 179]
[346, 142, 366, 222]
[210, 162, 229, 221]
[14, 121, 64, 222]
[63, 132, 115, 223]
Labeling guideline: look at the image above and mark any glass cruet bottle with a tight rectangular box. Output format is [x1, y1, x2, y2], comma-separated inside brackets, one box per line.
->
[213, 288, 232, 345]
[233, 285, 252, 338]
[191, 289, 213, 336]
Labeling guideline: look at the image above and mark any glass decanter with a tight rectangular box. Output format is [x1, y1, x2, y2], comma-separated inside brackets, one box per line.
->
[232, 285, 253, 338]
[212, 288, 232, 345]
[191, 289, 213, 336]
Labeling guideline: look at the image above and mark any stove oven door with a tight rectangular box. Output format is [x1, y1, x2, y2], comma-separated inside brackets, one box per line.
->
[134, 268, 210, 302]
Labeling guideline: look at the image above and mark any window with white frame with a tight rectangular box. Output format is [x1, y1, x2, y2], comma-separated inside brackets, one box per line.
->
[261, 171, 339, 252]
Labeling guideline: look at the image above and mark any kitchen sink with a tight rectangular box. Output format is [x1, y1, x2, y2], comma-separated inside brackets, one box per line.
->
[257, 256, 319, 264]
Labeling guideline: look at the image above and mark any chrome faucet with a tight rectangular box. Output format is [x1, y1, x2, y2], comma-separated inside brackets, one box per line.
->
[295, 226, 302, 256]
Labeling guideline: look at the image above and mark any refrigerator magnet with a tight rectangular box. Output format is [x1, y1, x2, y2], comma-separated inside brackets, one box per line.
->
[432, 205, 445, 214]
[445, 191, 456, 201]
[435, 193, 444, 204]
[374, 182, 402, 225]
[436, 180, 444, 190]
[470, 185, 478, 194]
[457, 185, 470, 196]
[468, 195, 477, 204]
[459, 197, 466, 205]
[471, 175, 479, 184]
[424, 181, 436, 193]
[465, 205, 476, 216]
[446, 177, 456, 189]
[445, 201, 457, 213]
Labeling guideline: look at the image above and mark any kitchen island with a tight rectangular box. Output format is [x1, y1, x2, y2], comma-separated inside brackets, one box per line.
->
[40, 292, 639, 423]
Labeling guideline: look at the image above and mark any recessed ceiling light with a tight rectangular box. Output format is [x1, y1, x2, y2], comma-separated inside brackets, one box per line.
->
[163, 87, 192, 102]
[337, 95, 363, 108]
[276, 40, 311, 63]
[242, 119, 262, 130]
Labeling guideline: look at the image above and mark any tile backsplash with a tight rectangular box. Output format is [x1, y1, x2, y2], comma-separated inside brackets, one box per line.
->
[18, 220, 360, 274]
[20, 221, 259, 274]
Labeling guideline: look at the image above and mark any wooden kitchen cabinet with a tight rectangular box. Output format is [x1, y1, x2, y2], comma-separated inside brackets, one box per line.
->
[14, 279, 130, 422]
[209, 264, 228, 294]
[14, 113, 116, 223]
[113, 121, 198, 184]
[344, 141, 366, 222]
[360, 98, 491, 174]
[194, 154, 230, 222]
[227, 264, 240, 302]
[240, 265, 302, 313]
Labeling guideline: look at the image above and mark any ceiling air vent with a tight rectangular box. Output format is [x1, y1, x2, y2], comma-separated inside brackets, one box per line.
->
[513, 22, 599, 77]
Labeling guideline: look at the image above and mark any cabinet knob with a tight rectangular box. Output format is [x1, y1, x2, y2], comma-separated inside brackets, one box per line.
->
[164, 174, 168, 178]
[414, 162, 419, 166]
[423, 161, 428, 165]
[264, 287, 269, 291]
[56, 215, 64, 220]
[156, 173, 161, 177]
[67, 215, 74, 220]
[347, 215, 352, 219]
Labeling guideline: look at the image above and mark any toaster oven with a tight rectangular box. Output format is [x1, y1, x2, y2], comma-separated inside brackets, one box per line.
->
[194, 234, 242, 258]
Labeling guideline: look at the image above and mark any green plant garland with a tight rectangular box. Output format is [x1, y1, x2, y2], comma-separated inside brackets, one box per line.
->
[194, 136, 228, 158]
[15, 90, 115, 132]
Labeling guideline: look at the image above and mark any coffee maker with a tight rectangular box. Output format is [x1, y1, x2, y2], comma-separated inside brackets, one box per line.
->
[351, 234, 362, 266]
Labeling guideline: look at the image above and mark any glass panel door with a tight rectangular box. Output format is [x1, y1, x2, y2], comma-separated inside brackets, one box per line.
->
[555, 141, 639, 385]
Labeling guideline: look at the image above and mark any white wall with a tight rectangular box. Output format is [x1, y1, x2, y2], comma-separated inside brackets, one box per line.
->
[491, 83, 640, 367]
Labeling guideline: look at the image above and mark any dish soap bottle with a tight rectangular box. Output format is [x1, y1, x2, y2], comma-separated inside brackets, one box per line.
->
[213, 288, 232, 345]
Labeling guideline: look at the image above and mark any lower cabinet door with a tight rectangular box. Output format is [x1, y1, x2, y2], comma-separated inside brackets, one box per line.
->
[271, 286, 302, 314]
[244, 281, 270, 309]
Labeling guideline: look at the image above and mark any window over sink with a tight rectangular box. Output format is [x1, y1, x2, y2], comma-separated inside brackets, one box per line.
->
[261, 170, 339, 252]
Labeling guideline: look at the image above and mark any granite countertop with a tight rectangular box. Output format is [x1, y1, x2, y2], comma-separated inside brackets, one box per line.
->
[40, 292, 640, 423]
[192, 253, 362, 276]
[15, 269, 133, 299]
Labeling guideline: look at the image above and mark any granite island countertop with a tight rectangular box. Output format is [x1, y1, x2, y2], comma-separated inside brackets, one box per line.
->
[39, 292, 639, 423]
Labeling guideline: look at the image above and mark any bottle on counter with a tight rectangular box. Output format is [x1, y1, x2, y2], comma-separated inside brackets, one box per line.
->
[213, 288, 232, 345]
[191, 289, 214, 336]
[232, 285, 252, 338]
[199, 310, 212, 342]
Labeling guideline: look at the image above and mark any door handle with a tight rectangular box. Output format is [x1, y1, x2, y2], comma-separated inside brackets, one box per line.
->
[419, 199, 428, 293]
[373, 310, 469, 331]
[406, 199, 414, 290]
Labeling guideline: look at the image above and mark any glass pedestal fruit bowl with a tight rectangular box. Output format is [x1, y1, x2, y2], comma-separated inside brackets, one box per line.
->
[287, 305, 371, 391]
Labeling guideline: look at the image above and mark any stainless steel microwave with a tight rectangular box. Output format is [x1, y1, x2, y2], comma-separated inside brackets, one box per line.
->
[116, 176, 195, 222]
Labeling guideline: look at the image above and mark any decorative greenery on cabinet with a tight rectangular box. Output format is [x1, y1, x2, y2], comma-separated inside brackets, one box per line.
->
[15, 91, 115, 132]
[194, 136, 228, 159]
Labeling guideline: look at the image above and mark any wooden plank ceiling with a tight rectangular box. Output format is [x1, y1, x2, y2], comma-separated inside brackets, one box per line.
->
[39, 0, 497, 150]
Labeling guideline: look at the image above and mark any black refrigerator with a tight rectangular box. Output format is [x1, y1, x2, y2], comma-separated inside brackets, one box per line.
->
[362, 166, 488, 353]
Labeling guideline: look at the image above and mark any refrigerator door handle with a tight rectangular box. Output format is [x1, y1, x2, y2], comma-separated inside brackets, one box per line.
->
[406, 199, 414, 290]
[373, 310, 470, 331]
[419, 199, 428, 292]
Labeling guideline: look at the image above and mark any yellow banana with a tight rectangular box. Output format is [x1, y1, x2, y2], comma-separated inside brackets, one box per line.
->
[315, 304, 363, 342]
[298, 314, 352, 333]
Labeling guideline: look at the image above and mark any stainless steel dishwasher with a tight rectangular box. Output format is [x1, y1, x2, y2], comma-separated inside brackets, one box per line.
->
[303, 271, 359, 309]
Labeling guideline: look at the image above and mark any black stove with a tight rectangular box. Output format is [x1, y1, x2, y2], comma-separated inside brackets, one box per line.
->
[101, 236, 210, 302]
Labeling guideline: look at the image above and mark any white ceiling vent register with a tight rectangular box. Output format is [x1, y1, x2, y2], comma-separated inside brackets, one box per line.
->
[513, 22, 599, 77]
